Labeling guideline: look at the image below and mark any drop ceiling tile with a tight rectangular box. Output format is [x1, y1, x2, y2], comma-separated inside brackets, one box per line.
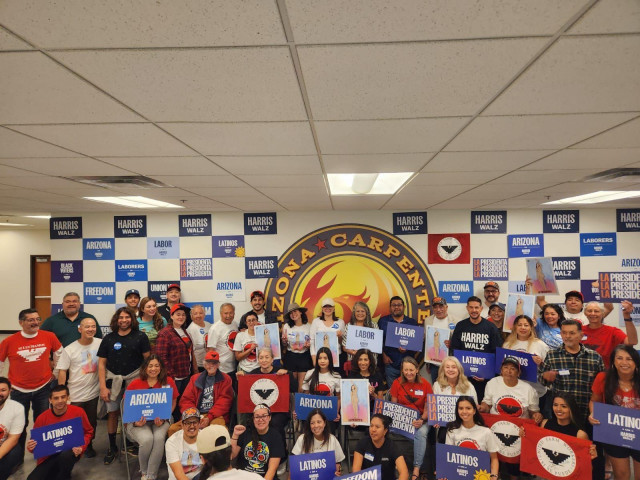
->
[571, 117, 640, 148]
[522, 148, 640, 170]
[0, 176, 91, 189]
[279, 197, 333, 210]
[288, 0, 584, 43]
[331, 195, 392, 210]
[239, 175, 326, 188]
[0, 0, 284, 48]
[411, 171, 501, 185]
[323, 153, 433, 173]
[0, 164, 44, 176]
[446, 113, 637, 151]
[0, 27, 32, 50]
[55, 48, 306, 122]
[423, 150, 554, 172]
[106, 187, 199, 197]
[149, 175, 245, 188]
[188, 187, 267, 199]
[210, 156, 322, 175]
[0, 128, 81, 158]
[258, 187, 329, 200]
[99, 157, 227, 175]
[223, 200, 282, 211]
[486, 36, 640, 115]
[482, 199, 544, 208]
[487, 170, 597, 184]
[11, 124, 195, 157]
[384, 184, 472, 209]
[569, 0, 640, 34]
[428, 199, 488, 209]
[298, 39, 546, 120]
[161, 122, 316, 156]
[0, 157, 134, 176]
[316, 118, 468, 154]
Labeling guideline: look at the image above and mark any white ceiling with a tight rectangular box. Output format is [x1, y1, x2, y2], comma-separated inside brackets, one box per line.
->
[1, 0, 639, 222]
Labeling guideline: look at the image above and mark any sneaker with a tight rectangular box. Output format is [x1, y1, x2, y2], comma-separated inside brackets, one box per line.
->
[104, 447, 118, 465]
[122, 444, 139, 456]
[85, 444, 96, 458]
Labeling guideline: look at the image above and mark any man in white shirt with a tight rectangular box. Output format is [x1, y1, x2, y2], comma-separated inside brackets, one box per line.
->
[0, 377, 25, 479]
[166, 407, 202, 480]
[424, 297, 458, 383]
[207, 303, 239, 381]
[57, 317, 102, 457]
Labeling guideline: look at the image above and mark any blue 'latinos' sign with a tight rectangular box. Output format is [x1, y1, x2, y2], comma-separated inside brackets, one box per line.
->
[495, 348, 537, 383]
[114, 215, 146, 238]
[51, 261, 83, 282]
[580, 232, 617, 256]
[385, 323, 424, 351]
[543, 209, 579, 233]
[436, 443, 490, 480]
[32, 417, 84, 460]
[147, 237, 180, 259]
[84, 282, 116, 304]
[617, 208, 640, 232]
[471, 210, 507, 234]
[373, 398, 418, 439]
[245, 256, 278, 279]
[294, 393, 338, 421]
[212, 235, 245, 257]
[454, 350, 495, 379]
[290, 451, 335, 480]
[244, 212, 277, 235]
[50, 217, 82, 239]
[335, 466, 381, 480]
[438, 281, 473, 304]
[147, 280, 180, 303]
[593, 402, 640, 450]
[552, 256, 580, 280]
[115, 260, 147, 282]
[123, 387, 173, 423]
[473, 258, 508, 281]
[507, 234, 544, 258]
[345, 326, 383, 354]
[393, 212, 427, 235]
[179, 214, 211, 237]
[83, 238, 115, 260]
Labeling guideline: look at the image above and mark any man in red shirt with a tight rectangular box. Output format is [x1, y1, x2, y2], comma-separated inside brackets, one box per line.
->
[582, 300, 637, 368]
[0, 308, 62, 454]
[26, 384, 93, 480]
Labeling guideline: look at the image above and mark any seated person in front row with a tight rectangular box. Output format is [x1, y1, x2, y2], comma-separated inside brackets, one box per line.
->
[165, 407, 203, 480]
[26, 385, 93, 480]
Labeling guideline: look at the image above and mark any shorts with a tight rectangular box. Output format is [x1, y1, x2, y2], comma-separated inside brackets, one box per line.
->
[105, 383, 126, 413]
[284, 350, 313, 372]
[604, 443, 640, 463]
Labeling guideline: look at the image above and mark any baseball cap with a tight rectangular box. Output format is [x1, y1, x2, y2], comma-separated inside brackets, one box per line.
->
[250, 290, 265, 300]
[182, 407, 200, 422]
[321, 298, 335, 307]
[483, 281, 500, 291]
[432, 297, 447, 306]
[204, 351, 220, 363]
[197, 425, 231, 454]
[124, 289, 140, 299]
[167, 283, 181, 292]
[501, 356, 521, 370]
[565, 290, 584, 302]
[488, 302, 506, 312]
[170, 303, 188, 315]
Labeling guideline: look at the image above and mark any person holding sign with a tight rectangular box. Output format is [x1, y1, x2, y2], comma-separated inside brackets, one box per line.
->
[290, 408, 345, 477]
[535, 303, 565, 350]
[442, 396, 499, 479]
[234, 312, 260, 373]
[125, 354, 178, 480]
[589, 344, 640, 480]
[198, 424, 263, 480]
[349, 349, 387, 401]
[26, 385, 93, 480]
[353, 413, 409, 480]
[433, 356, 477, 404]
[302, 347, 342, 431]
[309, 298, 345, 366]
[539, 393, 595, 457]
[378, 296, 419, 387]
[343, 302, 377, 362]
[282, 303, 312, 392]
[390, 357, 433, 480]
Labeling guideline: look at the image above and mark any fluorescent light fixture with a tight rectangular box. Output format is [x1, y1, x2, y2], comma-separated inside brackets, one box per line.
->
[543, 191, 640, 205]
[328, 172, 413, 195]
[0, 222, 32, 227]
[83, 196, 184, 209]
[25, 215, 51, 219]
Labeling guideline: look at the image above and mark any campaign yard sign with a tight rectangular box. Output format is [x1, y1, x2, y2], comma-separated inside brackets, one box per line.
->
[495, 348, 537, 383]
[31, 417, 85, 459]
[471, 210, 507, 233]
[178, 214, 211, 236]
[436, 443, 490, 480]
[507, 234, 544, 258]
[437, 281, 473, 304]
[50, 217, 82, 239]
[543, 210, 579, 233]
[393, 212, 427, 235]
[295, 394, 338, 421]
[552, 257, 580, 280]
[212, 235, 245, 257]
[180, 257, 213, 280]
[51, 260, 83, 282]
[617, 208, 640, 232]
[598, 272, 640, 302]
[83, 238, 115, 260]
[593, 402, 640, 450]
[384, 322, 424, 351]
[289, 451, 335, 480]
[473, 258, 508, 281]
[245, 256, 278, 279]
[346, 326, 383, 354]
[580, 232, 617, 256]
[244, 212, 277, 235]
[453, 350, 495, 379]
[122, 388, 172, 423]
[115, 259, 147, 282]
[426, 394, 459, 426]
[373, 399, 418, 439]
[114, 215, 146, 238]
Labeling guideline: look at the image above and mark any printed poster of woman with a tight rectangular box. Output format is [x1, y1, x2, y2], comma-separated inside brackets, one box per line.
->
[255, 323, 282, 360]
[526, 257, 558, 295]
[340, 379, 370, 426]
[315, 330, 340, 367]
[425, 326, 449, 365]
[504, 294, 536, 332]
[81, 348, 99, 374]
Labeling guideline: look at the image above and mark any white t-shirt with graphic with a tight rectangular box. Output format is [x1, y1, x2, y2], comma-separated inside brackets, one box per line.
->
[482, 377, 539, 418]
[233, 331, 258, 373]
[165, 430, 201, 480]
[302, 370, 341, 396]
[446, 424, 499, 452]
[0, 399, 25, 447]
[502, 338, 549, 397]
[207, 320, 239, 374]
[187, 322, 212, 368]
[283, 323, 312, 354]
[292, 433, 345, 462]
[57, 337, 102, 402]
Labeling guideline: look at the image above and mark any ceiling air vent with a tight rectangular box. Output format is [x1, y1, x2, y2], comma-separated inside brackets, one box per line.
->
[63, 176, 170, 188]
[583, 168, 640, 182]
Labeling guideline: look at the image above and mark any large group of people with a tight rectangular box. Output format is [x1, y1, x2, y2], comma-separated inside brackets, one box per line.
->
[0, 282, 637, 480]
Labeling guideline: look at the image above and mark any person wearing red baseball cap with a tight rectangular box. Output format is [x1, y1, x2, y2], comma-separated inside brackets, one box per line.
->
[158, 283, 192, 329]
[238, 290, 278, 331]
[533, 288, 614, 325]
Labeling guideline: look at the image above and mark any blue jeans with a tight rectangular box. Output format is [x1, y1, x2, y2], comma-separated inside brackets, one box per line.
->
[413, 423, 430, 468]
[385, 364, 401, 388]
[0, 442, 23, 480]
[11, 379, 54, 451]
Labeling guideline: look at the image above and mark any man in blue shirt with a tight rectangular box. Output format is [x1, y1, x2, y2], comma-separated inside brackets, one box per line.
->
[378, 296, 419, 387]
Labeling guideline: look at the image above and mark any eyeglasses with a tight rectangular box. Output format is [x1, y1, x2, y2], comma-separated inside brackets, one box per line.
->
[390, 303, 404, 307]
[254, 414, 270, 420]
[183, 420, 199, 426]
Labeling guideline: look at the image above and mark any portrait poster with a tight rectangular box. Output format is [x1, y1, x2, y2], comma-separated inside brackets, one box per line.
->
[340, 379, 370, 426]
[526, 257, 558, 295]
[315, 330, 339, 367]
[255, 323, 281, 360]
[504, 294, 536, 333]
[424, 326, 450, 365]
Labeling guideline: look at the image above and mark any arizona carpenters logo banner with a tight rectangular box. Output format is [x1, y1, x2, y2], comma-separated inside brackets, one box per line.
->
[264, 224, 437, 324]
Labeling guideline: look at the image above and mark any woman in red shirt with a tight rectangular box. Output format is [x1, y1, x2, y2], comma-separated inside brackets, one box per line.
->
[390, 356, 433, 480]
[125, 354, 178, 480]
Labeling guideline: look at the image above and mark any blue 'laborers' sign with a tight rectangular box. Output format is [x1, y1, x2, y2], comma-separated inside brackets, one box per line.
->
[31, 417, 84, 460]
[393, 212, 427, 235]
[289, 451, 335, 480]
[507, 234, 544, 258]
[552, 257, 580, 280]
[438, 281, 473, 304]
[114, 215, 146, 238]
[83, 282, 115, 304]
[436, 443, 490, 480]
[244, 212, 277, 235]
[51, 261, 83, 282]
[123, 387, 173, 423]
[580, 232, 617, 256]
[50, 217, 82, 239]
[245, 256, 278, 278]
[454, 350, 495, 379]
[179, 214, 211, 236]
[593, 402, 640, 450]
[294, 393, 338, 421]
[471, 210, 506, 234]
[83, 238, 115, 260]
[617, 208, 640, 232]
[543, 210, 579, 233]
[384, 323, 424, 351]
[495, 348, 537, 383]
[115, 260, 147, 282]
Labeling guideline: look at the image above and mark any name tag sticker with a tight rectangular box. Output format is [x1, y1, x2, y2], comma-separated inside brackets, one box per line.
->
[559, 369, 570, 376]
[415, 390, 424, 396]
[364, 453, 374, 462]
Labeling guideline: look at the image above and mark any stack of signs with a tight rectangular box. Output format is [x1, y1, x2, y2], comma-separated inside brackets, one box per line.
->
[372, 399, 418, 439]
[525, 257, 558, 295]
[255, 324, 281, 360]
[453, 350, 495, 379]
[593, 402, 640, 450]
[426, 394, 459, 426]
[294, 394, 338, 421]
[424, 326, 449, 365]
[31, 417, 84, 459]
[504, 294, 536, 332]
[340, 379, 370, 426]
[314, 330, 340, 367]
[123, 388, 172, 423]
[345, 326, 383, 354]
[436, 443, 491, 480]
[289, 451, 335, 480]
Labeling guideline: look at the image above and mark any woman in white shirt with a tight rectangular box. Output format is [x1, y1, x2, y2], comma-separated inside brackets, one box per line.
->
[290, 409, 344, 478]
[433, 356, 477, 404]
[309, 298, 345, 365]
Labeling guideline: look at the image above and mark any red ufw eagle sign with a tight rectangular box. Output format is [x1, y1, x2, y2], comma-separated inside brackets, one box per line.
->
[237, 374, 290, 413]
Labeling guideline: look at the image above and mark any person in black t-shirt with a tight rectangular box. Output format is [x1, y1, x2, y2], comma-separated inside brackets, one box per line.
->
[353, 413, 409, 480]
[349, 349, 387, 403]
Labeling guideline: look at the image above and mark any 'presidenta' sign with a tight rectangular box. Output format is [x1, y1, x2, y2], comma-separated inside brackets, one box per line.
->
[264, 224, 437, 324]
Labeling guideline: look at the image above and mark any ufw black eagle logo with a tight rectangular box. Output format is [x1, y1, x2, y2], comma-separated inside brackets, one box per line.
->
[541, 447, 571, 466]
[254, 389, 275, 400]
[494, 432, 519, 447]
